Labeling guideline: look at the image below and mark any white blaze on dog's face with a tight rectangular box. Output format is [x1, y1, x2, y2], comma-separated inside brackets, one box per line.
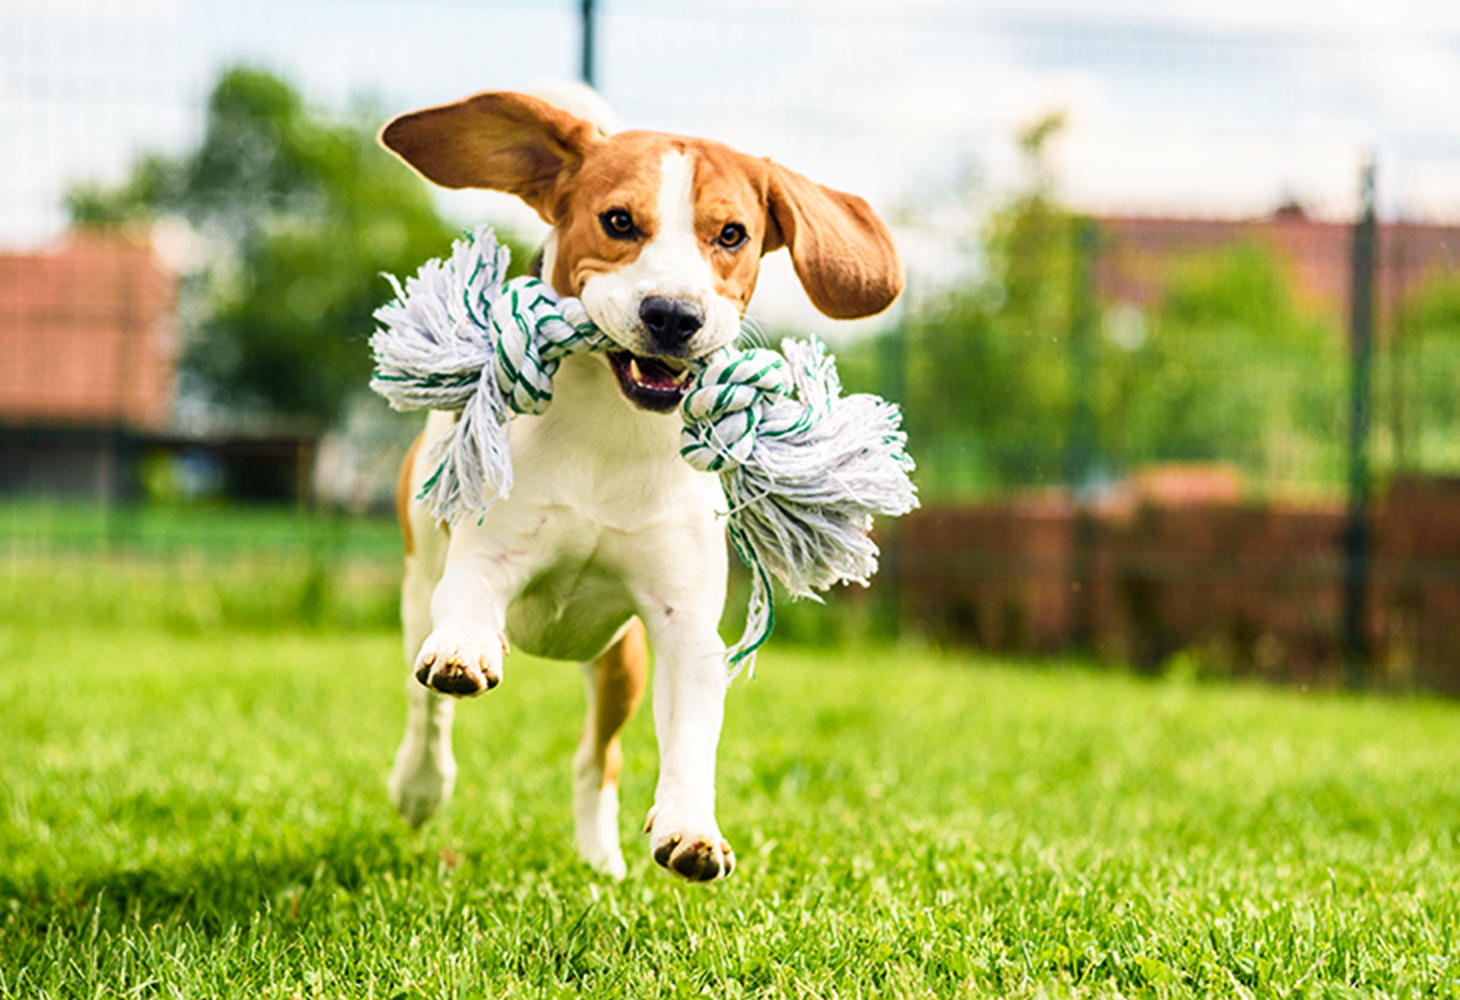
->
[547, 131, 779, 411]
[379, 91, 903, 413]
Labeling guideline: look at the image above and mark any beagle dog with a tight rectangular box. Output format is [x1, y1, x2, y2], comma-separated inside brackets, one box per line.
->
[380, 89, 901, 882]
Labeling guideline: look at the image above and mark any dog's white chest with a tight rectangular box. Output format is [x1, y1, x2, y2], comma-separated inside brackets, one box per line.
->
[438, 353, 721, 660]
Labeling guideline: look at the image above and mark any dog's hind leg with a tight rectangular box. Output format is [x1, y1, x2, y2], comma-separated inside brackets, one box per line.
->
[573, 618, 648, 879]
[388, 427, 457, 826]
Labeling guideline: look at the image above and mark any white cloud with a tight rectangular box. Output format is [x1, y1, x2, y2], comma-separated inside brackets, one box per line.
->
[6, 0, 185, 22]
[4, 0, 1460, 269]
[1364, 46, 1460, 131]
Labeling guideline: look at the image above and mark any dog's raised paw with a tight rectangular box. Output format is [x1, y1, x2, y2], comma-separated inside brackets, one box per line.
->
[645, 806, 735, 883]
[413, 626, 509, 697]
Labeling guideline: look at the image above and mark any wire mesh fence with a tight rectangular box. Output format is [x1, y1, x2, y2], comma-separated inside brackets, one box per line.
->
[3, 1, 1459, 689]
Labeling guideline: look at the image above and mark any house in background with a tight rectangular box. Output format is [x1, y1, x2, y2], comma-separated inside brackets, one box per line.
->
[0, 231, 176, 499]
[0, 231, 316, 503]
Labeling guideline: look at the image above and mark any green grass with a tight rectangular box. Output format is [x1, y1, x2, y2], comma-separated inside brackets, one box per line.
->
[0, 501, 402, 562]
[2, 570, 1459, 997]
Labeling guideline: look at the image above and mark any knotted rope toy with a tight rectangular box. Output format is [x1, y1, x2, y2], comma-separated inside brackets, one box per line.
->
[371, 225, 917, 675]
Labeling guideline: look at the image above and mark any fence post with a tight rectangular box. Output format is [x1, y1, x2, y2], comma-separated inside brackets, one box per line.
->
[580, 0, 597, 88]
[1067, 216, 1099, 650]
[1343, 158, 1377, 687]
[1389, 218, 1408, 470]
[879, 327, 908, 633]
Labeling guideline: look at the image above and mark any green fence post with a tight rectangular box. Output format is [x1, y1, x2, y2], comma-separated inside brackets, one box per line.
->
[1343, 159, 1377, 688]
[580, 0, 597, 88]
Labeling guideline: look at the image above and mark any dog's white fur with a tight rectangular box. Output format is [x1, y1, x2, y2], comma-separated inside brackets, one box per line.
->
[395, 360, 731, 876]
[393, 151, 737, 878]
[381, 87, 901, 882]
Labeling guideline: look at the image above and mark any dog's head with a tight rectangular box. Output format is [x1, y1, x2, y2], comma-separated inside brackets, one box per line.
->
[381, 91, 902, 413]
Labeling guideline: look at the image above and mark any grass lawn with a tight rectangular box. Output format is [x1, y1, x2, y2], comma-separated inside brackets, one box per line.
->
[2, 579, 1459, 997]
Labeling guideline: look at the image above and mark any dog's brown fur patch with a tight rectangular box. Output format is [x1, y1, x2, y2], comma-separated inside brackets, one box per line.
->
[397, 431, 425, 556]
[590, 618, 648, 788]
[380, 91, 902, 319]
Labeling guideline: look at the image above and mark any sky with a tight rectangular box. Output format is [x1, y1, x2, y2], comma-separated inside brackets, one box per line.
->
[4, 0, 1459, 334]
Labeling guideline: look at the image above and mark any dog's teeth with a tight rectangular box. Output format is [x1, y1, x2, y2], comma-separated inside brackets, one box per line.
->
[629, 358, 645, 383]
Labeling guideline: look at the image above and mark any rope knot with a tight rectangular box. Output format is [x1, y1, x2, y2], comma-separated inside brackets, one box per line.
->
[679, 348, 797, 473]
[489, 278, 608, 416]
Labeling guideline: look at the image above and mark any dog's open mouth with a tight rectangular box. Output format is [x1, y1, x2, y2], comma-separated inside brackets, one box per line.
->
[607, 351, 692, 413]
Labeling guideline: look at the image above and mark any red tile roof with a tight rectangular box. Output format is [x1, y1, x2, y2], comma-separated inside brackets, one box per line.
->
[0, 231, 177, 430]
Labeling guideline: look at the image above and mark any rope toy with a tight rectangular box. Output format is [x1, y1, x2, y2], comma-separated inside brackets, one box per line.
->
[370, 226, 918, 675]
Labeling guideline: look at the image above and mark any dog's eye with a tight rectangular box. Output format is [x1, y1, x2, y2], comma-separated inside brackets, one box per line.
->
[716, 222, 748, 250]
[600, 209, 638, 239]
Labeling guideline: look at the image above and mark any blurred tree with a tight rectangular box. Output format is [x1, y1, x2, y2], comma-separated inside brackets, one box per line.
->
[67, 67, 525, 428]
[1099, 243, 1342, 487]
[1385, 276, 1460, 473]
[840, 112, 1076, 496]
[839, 112, 1344, 499]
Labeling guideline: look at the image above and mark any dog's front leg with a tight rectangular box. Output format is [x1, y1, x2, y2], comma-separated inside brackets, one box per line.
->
[632, 564, 736, 881]
[415, 532, 528, 697]
[617, 495, 736, 882]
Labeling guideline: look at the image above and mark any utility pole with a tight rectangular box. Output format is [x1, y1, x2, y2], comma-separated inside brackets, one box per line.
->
[580, 0, 597, 88]
[1342, 157, 1377, 688]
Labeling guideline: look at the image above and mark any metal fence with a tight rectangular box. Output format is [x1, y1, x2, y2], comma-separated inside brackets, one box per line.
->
[4, 1, 1459, 687]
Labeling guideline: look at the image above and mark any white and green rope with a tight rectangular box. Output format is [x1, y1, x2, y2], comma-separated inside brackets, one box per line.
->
[371, 225, 918, 675]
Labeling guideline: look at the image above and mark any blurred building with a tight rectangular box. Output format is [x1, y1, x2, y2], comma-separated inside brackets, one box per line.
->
[0, 231, 316, 503]
[0, 232, 176, 498]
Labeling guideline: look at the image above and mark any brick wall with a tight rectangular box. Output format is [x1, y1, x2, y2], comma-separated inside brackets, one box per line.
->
[892, 474, 1460, 694]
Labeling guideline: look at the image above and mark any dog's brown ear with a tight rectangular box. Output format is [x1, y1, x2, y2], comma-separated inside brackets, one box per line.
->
[379, 92, 601, 223]
[762, 162, 903, 319]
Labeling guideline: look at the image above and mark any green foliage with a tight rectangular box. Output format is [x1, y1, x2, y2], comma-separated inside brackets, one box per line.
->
[66, 67, 526, 428]
[66, 153, 179, 229]
[1100, 242, 1344, 486]
[2, 565, 1459, 997]
[0, 501, 404, 632]
[845, 114, 1347, 500]
[1381, 273, 1460, 473]
[866, 113, 1077, 497]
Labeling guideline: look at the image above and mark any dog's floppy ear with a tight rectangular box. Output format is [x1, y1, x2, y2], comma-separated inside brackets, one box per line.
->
[379, 91, 601, 223]
[762, 162, 903, 319]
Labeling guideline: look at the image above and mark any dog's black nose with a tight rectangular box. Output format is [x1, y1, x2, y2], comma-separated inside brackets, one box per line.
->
[639, 296, 704, 350]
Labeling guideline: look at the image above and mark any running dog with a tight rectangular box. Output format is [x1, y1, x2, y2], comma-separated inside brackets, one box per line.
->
[380, 88, 901, 881]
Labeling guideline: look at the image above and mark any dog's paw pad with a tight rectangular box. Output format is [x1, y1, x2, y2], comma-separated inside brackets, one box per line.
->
[663, 836, 734, 882]
[413, 627, 506, 698]
[646, 810, 734, 883]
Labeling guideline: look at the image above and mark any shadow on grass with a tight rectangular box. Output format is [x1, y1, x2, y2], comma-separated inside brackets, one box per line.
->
[1, 809, 650, 994]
